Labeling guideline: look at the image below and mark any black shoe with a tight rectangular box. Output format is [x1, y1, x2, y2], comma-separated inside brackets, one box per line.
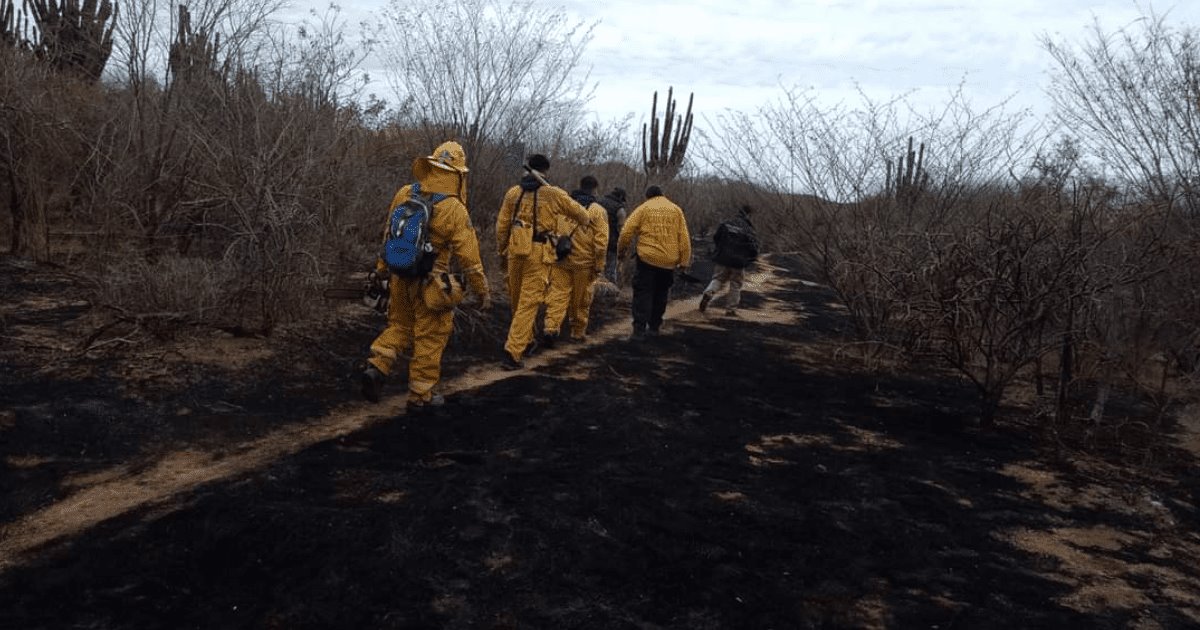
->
[699, 293, 713, 313]
[360, 366, 384, 403]
[500, 355, 524, 371]
[629, 329, 646, 342]
[541, 332, 558, 349]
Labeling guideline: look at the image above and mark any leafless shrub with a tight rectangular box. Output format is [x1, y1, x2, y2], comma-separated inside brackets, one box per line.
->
[0, 46, 104, 260]
[699, 77, 1190, 429]
[1043, 9, 1200, 216]
[1042, 7, 1200, 431]
[374, 0, 596, 221]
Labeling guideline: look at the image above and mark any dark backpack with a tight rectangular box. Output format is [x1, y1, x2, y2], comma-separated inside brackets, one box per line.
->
[713, 218, 759, 268]
[598, 195, 624, 250]
[556, 190, 596, 261]
[382, 182, 445, 277]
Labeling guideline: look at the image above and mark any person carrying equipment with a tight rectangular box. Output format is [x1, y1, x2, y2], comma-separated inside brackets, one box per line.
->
[360, 141, 491, 408]
[542, 175, 609, 344]
[495, 154, 592, 369]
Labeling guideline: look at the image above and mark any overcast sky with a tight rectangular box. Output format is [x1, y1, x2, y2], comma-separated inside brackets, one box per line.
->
[286, 1, 1200, 125]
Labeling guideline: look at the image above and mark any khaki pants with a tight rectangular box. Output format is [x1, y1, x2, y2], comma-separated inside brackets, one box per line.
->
[368, 277, 455, 403]
[703, 264, 745, 309]
[545, 266, 595, 339]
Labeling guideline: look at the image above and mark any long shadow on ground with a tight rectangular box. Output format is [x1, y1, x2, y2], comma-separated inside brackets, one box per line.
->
[0, 262, 1193, 629]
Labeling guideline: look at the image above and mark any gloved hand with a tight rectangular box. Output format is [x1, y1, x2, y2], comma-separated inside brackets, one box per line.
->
[478, 294, 493, 312]
[364, 270, 390, 314]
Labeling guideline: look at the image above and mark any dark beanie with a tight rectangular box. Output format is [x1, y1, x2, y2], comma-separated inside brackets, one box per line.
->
[580, 175, 598, 191]
[645, 185, 663, 199]
[526, 154, 550, 172]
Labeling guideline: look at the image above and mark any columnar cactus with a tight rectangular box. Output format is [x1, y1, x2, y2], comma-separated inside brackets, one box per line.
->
[1, 0, 32, 50]
[641, 86, 694, 181]
[886, 136, 928, 206]
[168, 4, 222, 84]
[25, 0, 117, 81]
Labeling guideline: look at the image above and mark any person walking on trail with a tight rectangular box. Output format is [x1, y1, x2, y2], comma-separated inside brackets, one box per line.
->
[617, 185, 692, 340]
[360, 141, 492, 409]
[700, 204, 760, 316]
[496, 154, 593, 369]
[597, 186, 627, 283]
[542, 176, 609, 345]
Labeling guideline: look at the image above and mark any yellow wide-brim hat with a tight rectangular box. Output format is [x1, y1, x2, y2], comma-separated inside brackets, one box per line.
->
[413, 140, 469, 180]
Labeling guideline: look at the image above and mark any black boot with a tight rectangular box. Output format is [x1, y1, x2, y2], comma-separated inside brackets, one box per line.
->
[360, 366, 385, 403]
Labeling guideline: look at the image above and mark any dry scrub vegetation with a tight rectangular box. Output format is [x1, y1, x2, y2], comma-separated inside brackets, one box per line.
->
[2, 0, 1199, 444]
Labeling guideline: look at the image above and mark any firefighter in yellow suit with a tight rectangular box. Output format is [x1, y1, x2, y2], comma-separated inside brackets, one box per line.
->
[543, 176, 609, 343]
[617, 185, 692, 339]
[495, 154, 592, 369]
[361, 141, 491, 408]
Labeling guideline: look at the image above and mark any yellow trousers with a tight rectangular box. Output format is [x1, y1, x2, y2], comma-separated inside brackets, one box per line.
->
[503, 250, 552, 361]
[367, 277, 454, 403]
[544, 266, 595, 339]
[505, 254, 523, 313]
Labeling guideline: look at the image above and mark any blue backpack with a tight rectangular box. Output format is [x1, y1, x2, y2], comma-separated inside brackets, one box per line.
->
[382, 183, 445, 277]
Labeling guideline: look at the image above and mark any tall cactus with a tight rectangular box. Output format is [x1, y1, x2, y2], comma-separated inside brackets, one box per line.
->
[885, 136, 927, 206]
[641, 86, 694, 181]
[1, 0, 32, 50]
[168, 4, 222, 85]
[25, 0, 117, 81]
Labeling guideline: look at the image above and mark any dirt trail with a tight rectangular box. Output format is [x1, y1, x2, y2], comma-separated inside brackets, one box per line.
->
[0, 260, 797, 570]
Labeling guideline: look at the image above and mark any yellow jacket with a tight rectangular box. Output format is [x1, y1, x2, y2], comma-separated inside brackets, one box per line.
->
[556, 202, 609, 272]
[496, 177, 592, 257]
[376, 141, 489, 299]
[617, 195, 691, 270]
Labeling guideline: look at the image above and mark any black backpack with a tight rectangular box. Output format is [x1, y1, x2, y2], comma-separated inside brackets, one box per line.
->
[713, 217, 759, 268]
[598, 194, 624, 250]
[556, 190, 595, 261]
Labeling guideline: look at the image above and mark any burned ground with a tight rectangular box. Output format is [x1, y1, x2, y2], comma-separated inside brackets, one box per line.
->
[1, 255, 1198, 629]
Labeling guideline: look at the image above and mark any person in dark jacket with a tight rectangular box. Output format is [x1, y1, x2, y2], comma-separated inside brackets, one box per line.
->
[597, 187, 627, 282]
[699, 205, 758, 316]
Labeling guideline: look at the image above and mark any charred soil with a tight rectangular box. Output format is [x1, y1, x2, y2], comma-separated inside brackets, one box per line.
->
[1, 254, 1198, 629]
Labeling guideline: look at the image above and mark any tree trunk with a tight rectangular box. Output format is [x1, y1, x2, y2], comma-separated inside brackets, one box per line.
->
[980, 386, 1004, 429]
[7, 168, 49, 260]
[1056, 331, 1073, 425]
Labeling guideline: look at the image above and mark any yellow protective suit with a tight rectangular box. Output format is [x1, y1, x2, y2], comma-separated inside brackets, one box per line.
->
[368, 141, 489, 404]
[496, 176, 592, 362]
[544, 201, 609, 339]
[617, 194, 692, 269]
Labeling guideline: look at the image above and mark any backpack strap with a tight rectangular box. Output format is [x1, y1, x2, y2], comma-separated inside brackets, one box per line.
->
[410, 182, 446, 208]
[532, 188, 540, 240]
[510, 186, 542, 241]
[512, 189, 525, 227]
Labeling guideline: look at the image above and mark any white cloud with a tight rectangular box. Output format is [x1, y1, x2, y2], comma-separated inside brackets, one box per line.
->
[283, 0, 1200, 123]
